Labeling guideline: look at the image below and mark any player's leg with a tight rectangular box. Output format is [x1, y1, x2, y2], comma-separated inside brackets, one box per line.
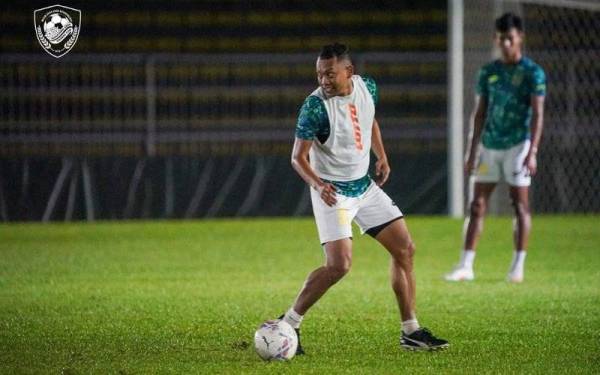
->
[464, 181, 497, 251]
[354, 185, 415, 321]
[445, 144, 500, 281]
[505, 141, 532, 282]
[373, 218, 416, 322]
[354, 184, 448, 350]
[510, 187, 531, 252]
[445, 181, 496, 281]
[292, 239, 353, 315]
[281, 188, 357, 354]
[373, 218, 448, 350]
[280, 239, 352, 355]
[508, 187, 530, 281]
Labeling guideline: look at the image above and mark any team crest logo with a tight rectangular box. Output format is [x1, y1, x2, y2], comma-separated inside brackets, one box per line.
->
[34, 5, 81, 58]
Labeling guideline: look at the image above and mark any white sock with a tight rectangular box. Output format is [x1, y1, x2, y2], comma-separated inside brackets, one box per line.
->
[510, 250, 527, 273]
[402, 319, 420, 335]
[282, 308, 303, 329]
[460, 249, 476, 269]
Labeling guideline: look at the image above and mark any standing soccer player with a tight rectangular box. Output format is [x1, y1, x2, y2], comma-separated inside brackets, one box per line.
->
[445, 13, 546, 283]
[280, 43, 448, 353]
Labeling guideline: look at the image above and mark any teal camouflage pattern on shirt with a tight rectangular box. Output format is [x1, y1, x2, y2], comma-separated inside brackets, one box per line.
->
[477, 57, 546, 149]
[362, 75, 379, 106]
[295, 95, 330, 142]
[294, 75, 378, 197]
[323, 174, 372, 198]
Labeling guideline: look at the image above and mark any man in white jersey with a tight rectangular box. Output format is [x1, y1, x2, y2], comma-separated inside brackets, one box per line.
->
[280, 43, 448, 353]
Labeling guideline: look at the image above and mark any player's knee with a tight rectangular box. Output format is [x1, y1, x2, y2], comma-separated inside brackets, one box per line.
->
[470, 198, 487, 217]
[391, 240, 415, 263]
[407, 241, 416, 258]
[511, 199, 530, 217]
[327, 259, 351, 280]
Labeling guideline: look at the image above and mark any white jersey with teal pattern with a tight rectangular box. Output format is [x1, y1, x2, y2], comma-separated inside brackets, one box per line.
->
[295, 75, 378, 196]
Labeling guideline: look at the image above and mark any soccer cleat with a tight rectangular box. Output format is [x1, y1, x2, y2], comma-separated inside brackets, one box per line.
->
[294, 328, 305, 355]
[506, 269, 524, 283]
[444, 265, 474, 281]
[278, 314, 305, 355]
[401, 327, 449, 351]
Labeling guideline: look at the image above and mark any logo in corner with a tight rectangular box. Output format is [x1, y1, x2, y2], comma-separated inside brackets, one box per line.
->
[34, 5, 81, 58]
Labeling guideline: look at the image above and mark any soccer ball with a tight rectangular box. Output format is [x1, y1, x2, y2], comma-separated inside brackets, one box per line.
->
[254, 319, 298, 361]
[43, 13, 73, 44]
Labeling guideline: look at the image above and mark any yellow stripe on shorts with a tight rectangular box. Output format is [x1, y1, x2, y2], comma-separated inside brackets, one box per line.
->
[337, 209, 350, 226]
[478, 163, 489, 174]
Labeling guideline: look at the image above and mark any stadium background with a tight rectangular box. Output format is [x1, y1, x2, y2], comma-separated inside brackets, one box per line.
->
[0, 0, 598, 221]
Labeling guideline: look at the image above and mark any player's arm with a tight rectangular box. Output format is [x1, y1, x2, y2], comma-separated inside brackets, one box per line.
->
[524, 95, 545, 175]
[291, 138, 337, 206]
[524, 66, 546, 176]
[362, 77, 389, 186]
[371, 118, 390, 186]
[465, 95, 488, 174]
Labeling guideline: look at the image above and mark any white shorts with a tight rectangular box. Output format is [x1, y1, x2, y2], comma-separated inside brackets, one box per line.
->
[310, 181, 403, 244]
[474, 140, 531, 187]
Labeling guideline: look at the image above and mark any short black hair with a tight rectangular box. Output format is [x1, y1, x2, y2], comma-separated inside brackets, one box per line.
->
[319, 43, 351, 62]
[495, 12, 523, 33]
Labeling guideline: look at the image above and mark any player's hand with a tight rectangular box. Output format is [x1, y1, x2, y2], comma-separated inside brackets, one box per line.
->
[375, 158, 390, 186]
[316, 182, 337, 207]
[523, 152, 537, 176]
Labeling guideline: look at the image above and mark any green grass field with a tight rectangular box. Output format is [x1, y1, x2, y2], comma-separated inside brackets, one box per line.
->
[1, 216, 598, 374]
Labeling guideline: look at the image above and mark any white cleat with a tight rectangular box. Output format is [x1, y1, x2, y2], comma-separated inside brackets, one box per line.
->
[507, 270, 524, 283]
[444, 266, 474, 281]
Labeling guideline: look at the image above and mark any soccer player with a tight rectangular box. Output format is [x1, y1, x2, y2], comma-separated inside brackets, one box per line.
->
[280, 43, 448, 353]
[445, 13, 546, 283]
